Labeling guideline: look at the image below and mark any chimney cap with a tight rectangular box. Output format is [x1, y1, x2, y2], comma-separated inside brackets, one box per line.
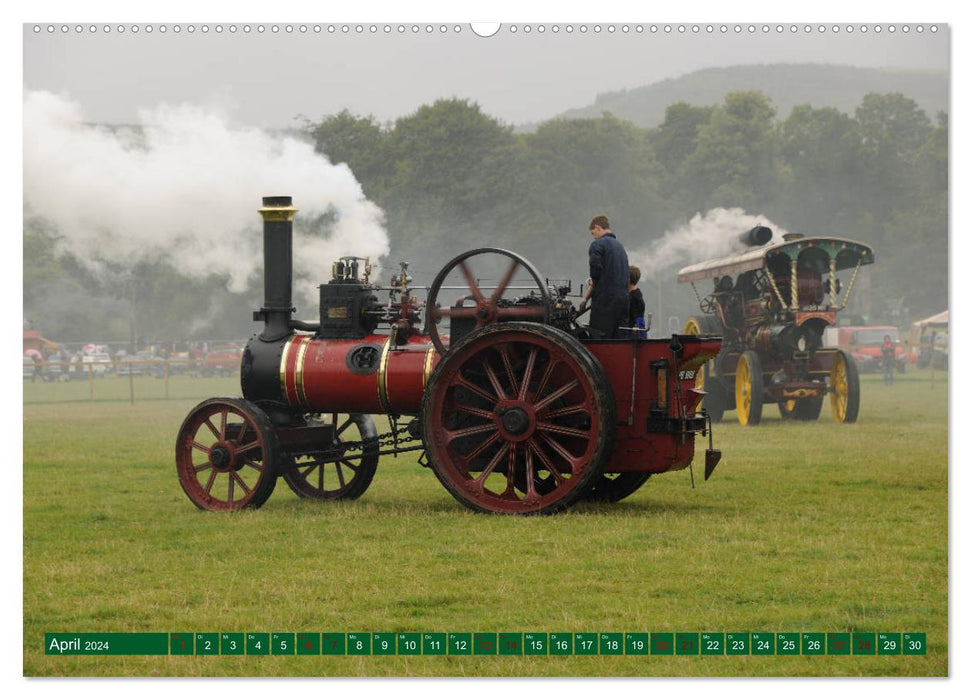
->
[262, 195, 293, 207]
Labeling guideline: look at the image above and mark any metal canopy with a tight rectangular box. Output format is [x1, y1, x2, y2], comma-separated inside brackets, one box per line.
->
[676, 237, 875, 283]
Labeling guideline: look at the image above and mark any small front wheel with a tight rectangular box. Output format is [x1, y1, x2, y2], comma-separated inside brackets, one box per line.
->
[176, 398, 279, 511]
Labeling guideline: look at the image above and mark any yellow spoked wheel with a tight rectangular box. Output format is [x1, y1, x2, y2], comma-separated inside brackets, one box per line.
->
[829, 350, 860, 423]
[734, 351, 764, 426]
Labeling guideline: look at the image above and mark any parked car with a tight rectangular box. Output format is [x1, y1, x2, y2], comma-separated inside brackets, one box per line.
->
[201, 345, 242, 377]
[822, 325, 907, 373]
[82, 353, 113, 376]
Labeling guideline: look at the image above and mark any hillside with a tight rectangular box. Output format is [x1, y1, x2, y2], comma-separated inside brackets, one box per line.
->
[551, 64, 948, 127]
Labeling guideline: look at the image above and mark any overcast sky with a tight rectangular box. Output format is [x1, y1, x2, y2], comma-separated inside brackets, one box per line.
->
[23, 20, 949, 129]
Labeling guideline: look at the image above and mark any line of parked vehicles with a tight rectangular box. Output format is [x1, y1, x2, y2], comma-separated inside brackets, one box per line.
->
[23, 343, 244, 382]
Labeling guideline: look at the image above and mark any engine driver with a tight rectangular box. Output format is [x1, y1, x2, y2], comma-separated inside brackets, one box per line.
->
[580, 214, 630, 339]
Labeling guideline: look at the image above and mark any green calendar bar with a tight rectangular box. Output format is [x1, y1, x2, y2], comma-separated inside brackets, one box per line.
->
[43, 631, 929, 656]
[45, 633, 168, 655]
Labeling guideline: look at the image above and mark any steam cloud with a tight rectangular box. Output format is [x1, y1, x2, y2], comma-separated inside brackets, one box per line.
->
[23, 91, 389, 301]
[630, 207, 789, 279]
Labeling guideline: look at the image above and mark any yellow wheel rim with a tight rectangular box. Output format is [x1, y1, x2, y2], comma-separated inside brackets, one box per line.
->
[735, 354, 752, 426]
[684, 318, 706, 391]
[830, 353, 849, 422]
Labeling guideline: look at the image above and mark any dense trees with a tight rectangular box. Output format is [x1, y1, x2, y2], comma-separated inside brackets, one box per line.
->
[24, 91, 947, 343]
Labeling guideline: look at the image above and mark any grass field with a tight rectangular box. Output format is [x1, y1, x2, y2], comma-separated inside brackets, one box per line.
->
[22, 370, 948, 676]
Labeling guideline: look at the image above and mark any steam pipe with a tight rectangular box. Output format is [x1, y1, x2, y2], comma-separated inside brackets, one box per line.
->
[256, 195, 297, 341]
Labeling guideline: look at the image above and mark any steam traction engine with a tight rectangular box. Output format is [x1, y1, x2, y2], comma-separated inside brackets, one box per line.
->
[678, 226, 874, 426]
[175, 197, 722, 514]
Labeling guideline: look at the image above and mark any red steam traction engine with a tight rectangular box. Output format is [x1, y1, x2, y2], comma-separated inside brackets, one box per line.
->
[175, 197, 723, 515]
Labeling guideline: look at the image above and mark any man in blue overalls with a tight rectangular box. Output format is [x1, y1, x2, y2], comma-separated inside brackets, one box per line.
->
[580, 214, 630, 339]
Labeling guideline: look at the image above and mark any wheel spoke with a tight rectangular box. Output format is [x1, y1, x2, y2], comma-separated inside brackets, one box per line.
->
[445, 423, 498, 444]
[503, 443, 518, 497]
[335, 463, 347, 488]
[203, 418, 220, 440]
[534, 378, 580, 411]
[523, 446, 537, 499]
[456, 404, 495, 420]
[519, 348, 538, 401]
[540, 433, 580, 470]
[203, 469, 218, 494]
[527, 439, 565, 485]
[463, 430, 502, 462]
[474, 443, 509, 486]
[235, 440, 260, 455]
[193, 462, 212, 473]
[218, 409, 228, 440]
[190, 440, 212, 454]
[534, 358, 559, 402]
[299, 463, 318, 479]
[537, 422, 590, 440]
[243, 458, 265, 473]
[230, 471, 252, 497]
[481, 358, 508, 400]
[227, 472, 235, 502]
[544, 403, 587, 420]
[489, 259, 520, 304]
[499, 346, 519, 398]
[334, 416, 353, 436]
[458, 261, 486, 304]
[454, 374, 498, 404]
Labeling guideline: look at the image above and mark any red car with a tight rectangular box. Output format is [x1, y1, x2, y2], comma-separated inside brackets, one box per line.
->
[201, 345, 242, 376]
[823, 326, 906, 373]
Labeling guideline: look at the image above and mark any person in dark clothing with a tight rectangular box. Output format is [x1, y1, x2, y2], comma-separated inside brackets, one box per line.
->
[580, 214, 630, 339]
[628, 265, 646, 338]
[881, 334, 895, 386]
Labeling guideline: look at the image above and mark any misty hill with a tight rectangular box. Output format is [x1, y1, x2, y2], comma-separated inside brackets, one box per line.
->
[553, 64, 948, 127]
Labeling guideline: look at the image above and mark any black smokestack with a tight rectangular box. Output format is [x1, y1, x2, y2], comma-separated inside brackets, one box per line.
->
[738, 225, 772, 247]
[257, 195, 297, 341]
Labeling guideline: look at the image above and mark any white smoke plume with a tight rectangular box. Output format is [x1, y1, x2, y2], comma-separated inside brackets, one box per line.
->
[23, 90, 389, 301]
[630, 207, 789, 279]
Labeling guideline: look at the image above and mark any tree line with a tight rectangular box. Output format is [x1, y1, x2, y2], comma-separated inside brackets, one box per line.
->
[24, 90, 947, 343]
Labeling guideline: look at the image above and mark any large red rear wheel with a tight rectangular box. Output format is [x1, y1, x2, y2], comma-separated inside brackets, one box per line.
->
[421, 322, 615, 514]
[176, 398, 278, 511]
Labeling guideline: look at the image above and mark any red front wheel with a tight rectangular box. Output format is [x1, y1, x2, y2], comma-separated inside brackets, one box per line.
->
[176, 398, 279, 511]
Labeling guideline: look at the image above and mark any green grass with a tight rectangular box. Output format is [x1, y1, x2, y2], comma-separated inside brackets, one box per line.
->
[22, 371, 948, 676]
